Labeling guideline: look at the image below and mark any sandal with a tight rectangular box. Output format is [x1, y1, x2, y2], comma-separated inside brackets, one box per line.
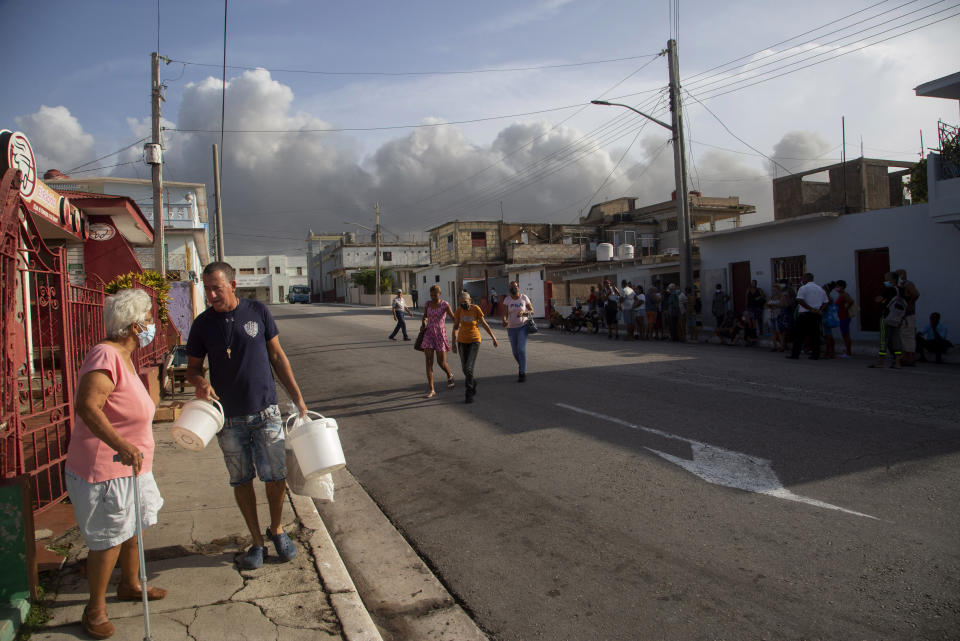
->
[117, 584, 168, 601]
[424, 390, 436, 399]
[447, 376, 455, 389]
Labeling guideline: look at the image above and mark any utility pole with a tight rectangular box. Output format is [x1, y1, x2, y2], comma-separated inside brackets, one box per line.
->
[375, 202, 381, 307]
[590, 39, 692, 291]
[666, 39, 693, 293]
[212, 144, 225, 261]
[149, 52, 165, 275]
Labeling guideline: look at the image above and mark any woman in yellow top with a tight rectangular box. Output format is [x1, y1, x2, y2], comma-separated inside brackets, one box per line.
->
[452, 291, 499, 403]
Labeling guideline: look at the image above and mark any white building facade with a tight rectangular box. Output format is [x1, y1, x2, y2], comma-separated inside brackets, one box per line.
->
[46, 175, 211, 314]
[226, 255, 309, 304]
[696, 204, 960, 340]
[322, 239, 430, 302]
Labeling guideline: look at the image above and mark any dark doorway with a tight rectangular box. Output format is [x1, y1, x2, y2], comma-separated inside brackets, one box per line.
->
[856, 248, 890, 332]
[730, 261, 751, 318]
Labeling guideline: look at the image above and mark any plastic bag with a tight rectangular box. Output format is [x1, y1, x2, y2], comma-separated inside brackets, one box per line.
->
[284, 414, 335, 502]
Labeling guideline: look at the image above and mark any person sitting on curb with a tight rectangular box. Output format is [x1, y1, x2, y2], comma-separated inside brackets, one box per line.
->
[186, 261, 308, 570]
[710, 311, 737, 345]
[917, 312, 952, 363]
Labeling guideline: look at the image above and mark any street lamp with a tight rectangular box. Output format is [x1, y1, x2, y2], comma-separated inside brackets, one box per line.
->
[591, 95, 693, 293]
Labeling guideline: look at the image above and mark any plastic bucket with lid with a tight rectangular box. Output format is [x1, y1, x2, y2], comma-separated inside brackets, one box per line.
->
[170, 399, 224, 450]
[286, 411, 345, 478]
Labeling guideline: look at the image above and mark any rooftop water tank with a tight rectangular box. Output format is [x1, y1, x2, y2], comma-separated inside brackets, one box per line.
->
[597, 243, 614, 261]
[618, 244, 635, 260]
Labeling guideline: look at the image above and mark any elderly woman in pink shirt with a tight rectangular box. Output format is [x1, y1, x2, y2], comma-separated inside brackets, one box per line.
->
[65, 288, 166, 639]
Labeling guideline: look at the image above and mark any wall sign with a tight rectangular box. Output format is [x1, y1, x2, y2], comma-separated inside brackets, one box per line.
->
[88, 223, 116, 241]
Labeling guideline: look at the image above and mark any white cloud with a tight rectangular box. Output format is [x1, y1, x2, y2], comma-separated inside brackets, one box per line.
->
[15, 105, 94, 173]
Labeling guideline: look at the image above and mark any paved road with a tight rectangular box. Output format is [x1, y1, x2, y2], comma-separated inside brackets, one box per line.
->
[274, 304, 960, 641]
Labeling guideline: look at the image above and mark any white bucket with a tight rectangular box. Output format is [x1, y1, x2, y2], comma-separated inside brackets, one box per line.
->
[170, 399, 224, 451]
[286, 411, 345, 478]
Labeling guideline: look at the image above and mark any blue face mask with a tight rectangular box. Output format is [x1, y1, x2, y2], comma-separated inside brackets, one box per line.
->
[883, 281, 893, 288]
[137, 323, 157, 347]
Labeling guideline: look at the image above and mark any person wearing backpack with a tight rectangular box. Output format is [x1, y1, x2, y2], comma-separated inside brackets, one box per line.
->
[870, 271, 905, 369]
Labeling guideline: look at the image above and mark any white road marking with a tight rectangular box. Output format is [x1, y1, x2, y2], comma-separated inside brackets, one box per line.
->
[557, 403, 878, 520]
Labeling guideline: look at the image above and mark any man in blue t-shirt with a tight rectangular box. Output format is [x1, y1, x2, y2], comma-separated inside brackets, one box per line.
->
[186, 261, 308, 570]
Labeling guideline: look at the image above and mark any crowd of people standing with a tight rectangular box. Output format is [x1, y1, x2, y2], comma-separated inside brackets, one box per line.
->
[573, 270, 949, 367]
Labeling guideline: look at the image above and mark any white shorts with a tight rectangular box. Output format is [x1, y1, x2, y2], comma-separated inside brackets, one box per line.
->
[66, 468, 163, 550]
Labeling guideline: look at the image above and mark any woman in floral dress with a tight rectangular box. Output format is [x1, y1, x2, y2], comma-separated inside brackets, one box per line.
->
[421, 285, 456, 398]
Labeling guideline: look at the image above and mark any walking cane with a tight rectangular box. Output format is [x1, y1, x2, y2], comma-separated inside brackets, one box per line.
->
[114, 453, 152, 641]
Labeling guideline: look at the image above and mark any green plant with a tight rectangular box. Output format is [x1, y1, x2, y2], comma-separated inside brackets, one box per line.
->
[908, 158, 927, 203]
[350, 269, 393, 295]
[105, 270, 171, 323]
[14, 599, 50, 641]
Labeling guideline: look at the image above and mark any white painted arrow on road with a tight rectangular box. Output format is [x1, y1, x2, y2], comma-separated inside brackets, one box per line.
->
[557, 403, 877, 520]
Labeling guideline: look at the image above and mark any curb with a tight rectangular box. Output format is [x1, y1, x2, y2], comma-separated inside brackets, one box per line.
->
[288, 492, 385, 641]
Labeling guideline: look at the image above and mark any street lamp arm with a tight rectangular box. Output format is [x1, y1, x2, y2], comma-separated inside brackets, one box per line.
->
[590, 100, 672, 132]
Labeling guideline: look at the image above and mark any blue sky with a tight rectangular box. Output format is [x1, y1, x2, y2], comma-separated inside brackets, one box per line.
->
[3, 0, 959, 253]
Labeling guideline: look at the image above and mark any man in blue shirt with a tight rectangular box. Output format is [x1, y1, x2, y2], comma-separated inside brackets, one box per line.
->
[186, 262, 308, 569]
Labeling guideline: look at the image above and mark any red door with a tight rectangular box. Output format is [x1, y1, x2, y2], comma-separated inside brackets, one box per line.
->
[730, 261, 751, 318]
[856, 248, 890, 332]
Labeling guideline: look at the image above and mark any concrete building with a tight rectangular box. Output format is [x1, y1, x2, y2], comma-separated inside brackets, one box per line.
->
[227, 254, 308, 304]
[549, 194, 756, 307]
[771, 158, 914, 220]
[695, 203, 959, 339]
[45, 173, 211, 316]
[305, 230, 344, 301]
[424, 220, 599, 311]
[321, 235, 430, 303]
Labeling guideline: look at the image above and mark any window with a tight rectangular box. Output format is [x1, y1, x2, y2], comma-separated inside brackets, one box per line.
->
[665, 219, 678, 232]
[257, 267, 267, 274]
[275, 266, 281, 274]
[296, 267, 303, 275]
[423, 275, 427, 283]
[447, 234, 454, 253]
[239, 268, 255, 275]
[608, 230, 636, 248]
[435, 275, 440, 283]
[471, 232, 486, 247]
[382, 251, 392, 261]
[770, 255, 806, 289]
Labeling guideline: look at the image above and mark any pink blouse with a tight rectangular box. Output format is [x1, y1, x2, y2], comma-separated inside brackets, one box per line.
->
[66, 343, 156, 483]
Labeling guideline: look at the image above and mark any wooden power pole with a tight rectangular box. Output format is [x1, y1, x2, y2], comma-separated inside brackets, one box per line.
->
[149, 52, 165, 275]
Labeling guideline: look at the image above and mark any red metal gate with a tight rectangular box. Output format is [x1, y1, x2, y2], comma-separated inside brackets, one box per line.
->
[2, 169, 176, 514]
[1, 168, 78, 513]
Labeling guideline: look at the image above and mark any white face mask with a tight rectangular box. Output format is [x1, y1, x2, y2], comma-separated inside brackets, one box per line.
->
[136, 323, 157, 347]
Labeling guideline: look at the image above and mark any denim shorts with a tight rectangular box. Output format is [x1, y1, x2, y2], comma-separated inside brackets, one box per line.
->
[217, 405, 286, 487]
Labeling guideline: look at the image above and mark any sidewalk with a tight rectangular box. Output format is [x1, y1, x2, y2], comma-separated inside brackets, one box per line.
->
[31, 395, 382, 641]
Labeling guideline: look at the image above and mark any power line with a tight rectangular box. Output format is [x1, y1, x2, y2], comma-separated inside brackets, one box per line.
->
[67, 137, 148, 172]
[683, 89, 793, 175]
[68, 160, 143, 174]
[685, 0, 951, 95]
[685, 6, 960, 101]
[386, 56, 666, 216]
[164, 52, 662, 78]
[577, 126, 648, 222]
[682, 0, 916, 84]
[412, 96, 665, 225]
[164, 102, 591, 134]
